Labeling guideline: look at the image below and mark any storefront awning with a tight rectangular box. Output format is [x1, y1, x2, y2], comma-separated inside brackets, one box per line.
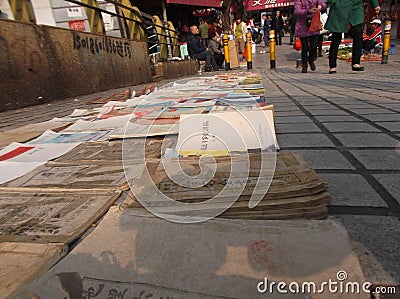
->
[243, 0, 294, 10]
[166, 0, 222, 8]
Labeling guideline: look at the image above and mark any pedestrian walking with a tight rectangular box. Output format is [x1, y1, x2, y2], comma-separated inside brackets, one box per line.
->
[233, 15, 248, 61]
[294, 0, 327, 73]
[262, 14, 271, 47]
[271, 11, 284, 45]
[325, 0, 381, 73]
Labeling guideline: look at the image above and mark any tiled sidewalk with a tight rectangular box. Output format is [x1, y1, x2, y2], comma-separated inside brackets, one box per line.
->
[254, 41, 400, 284]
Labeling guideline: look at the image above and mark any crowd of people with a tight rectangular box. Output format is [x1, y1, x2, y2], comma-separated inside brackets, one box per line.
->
[176, 0, 383, 74]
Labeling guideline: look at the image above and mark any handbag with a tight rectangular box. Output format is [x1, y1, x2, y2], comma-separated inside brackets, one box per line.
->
[309, 10, 322, 33]
[293, 37, 302, 51]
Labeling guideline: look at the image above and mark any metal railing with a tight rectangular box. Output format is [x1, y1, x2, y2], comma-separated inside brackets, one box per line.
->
[63, 0, 180, 61]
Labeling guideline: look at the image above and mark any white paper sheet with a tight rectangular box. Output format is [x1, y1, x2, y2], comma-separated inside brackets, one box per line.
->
[62, 115, 132, 132]
[0, 161, 45, 184]
[28, 130, 109, 144]
[109, 122, 179, 139]
[176, 109, 278, 154]
[0, 142, 80, 162]
[0, 142, 81, 184]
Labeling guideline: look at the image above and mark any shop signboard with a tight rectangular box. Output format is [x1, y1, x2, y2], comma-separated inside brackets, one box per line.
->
[244, 0, 294, 10]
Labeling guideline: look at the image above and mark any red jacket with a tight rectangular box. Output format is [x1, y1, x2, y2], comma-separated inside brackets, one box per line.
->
[363, 27, 381, 43]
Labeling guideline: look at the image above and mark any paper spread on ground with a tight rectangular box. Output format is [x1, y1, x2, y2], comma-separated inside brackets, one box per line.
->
[176, 109, 278, 156]
[21, 208, 365, 299]
[27, 130, 109, 144]
[63, 115, 132, 132]
[0, 142, 80, 184]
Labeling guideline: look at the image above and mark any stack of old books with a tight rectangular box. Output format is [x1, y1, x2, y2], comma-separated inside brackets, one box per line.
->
[125, 151, 331, 220]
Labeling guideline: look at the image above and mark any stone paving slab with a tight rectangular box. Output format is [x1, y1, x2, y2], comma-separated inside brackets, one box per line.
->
[319, 174, 388, 207]
[373, 174, 400, 204]
[277, 133, 335, 148]
[340, 104, 382, 109]
[304, 109, 351, 116]
[336, 215, 400, 284]
[323, 122, 380, 133]
[275, 123, 322, 133]
[293, 150, 355, 170]
[274, 110, 307, 117]
[350, 150, 400, 170]
[376, 122, 400, 132]
[274, 115, 313, 124]
[346, 108, 398, 114]
[333, 133, 399, 148]
[314, 115, 363, 123]
[272, 106, 302, 112]
[363, 114, 400, 122]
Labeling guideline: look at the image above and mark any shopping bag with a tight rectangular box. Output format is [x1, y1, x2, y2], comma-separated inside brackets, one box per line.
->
[243, 47, 247, 59]
[293, 37, 302, 51]
[309, 11, 322, 33]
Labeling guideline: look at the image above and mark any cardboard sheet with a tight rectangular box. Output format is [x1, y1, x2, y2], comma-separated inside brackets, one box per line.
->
[20, 208, 366, 299]
[0, 242, 66, 299]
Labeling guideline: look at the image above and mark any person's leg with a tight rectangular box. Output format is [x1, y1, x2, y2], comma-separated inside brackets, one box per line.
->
[308, 35, 319, 71]
[215, 53, 224, 67]
[363, 39, 375, 54]
[300, 37, 309, 72]
[193, 51, 211, 69]
[238, 39, 245, 61]
[318, 34, 323, 57]
[309, 35, 319, 61]
[329, 32, 341, 70]
[210, 53, 218, 70]
[300, 37, 309, 64]
[235, 38, 240, 54]
[349, 24, 363, 67]
[278, 34, 282, 45]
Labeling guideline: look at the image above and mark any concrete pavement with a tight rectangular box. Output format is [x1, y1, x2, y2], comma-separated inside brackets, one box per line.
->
[1, 36, 399, 288]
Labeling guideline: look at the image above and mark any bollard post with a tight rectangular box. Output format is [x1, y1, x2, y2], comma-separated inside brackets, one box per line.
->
[223, 34, 230, 70]
[269, 30, 276, 69]
[381, 19, 391, 64]
[246, 31, 253, 70]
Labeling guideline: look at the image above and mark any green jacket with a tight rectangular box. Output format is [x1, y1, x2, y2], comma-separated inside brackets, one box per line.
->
[325, 0, 379, 33]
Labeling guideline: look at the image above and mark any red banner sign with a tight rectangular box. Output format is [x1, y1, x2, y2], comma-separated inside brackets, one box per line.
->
[243, 0, 294, 10]
[166, 0, 222, 7]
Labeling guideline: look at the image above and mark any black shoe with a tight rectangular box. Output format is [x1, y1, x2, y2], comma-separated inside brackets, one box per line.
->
[329, 70, 337, 74]
[352, 66, 364, 71]
[204, 67, 212, 72]
[309, 61, 316, 71]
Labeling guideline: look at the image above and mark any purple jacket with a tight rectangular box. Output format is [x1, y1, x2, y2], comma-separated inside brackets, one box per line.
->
[294, 0, 326, 37]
